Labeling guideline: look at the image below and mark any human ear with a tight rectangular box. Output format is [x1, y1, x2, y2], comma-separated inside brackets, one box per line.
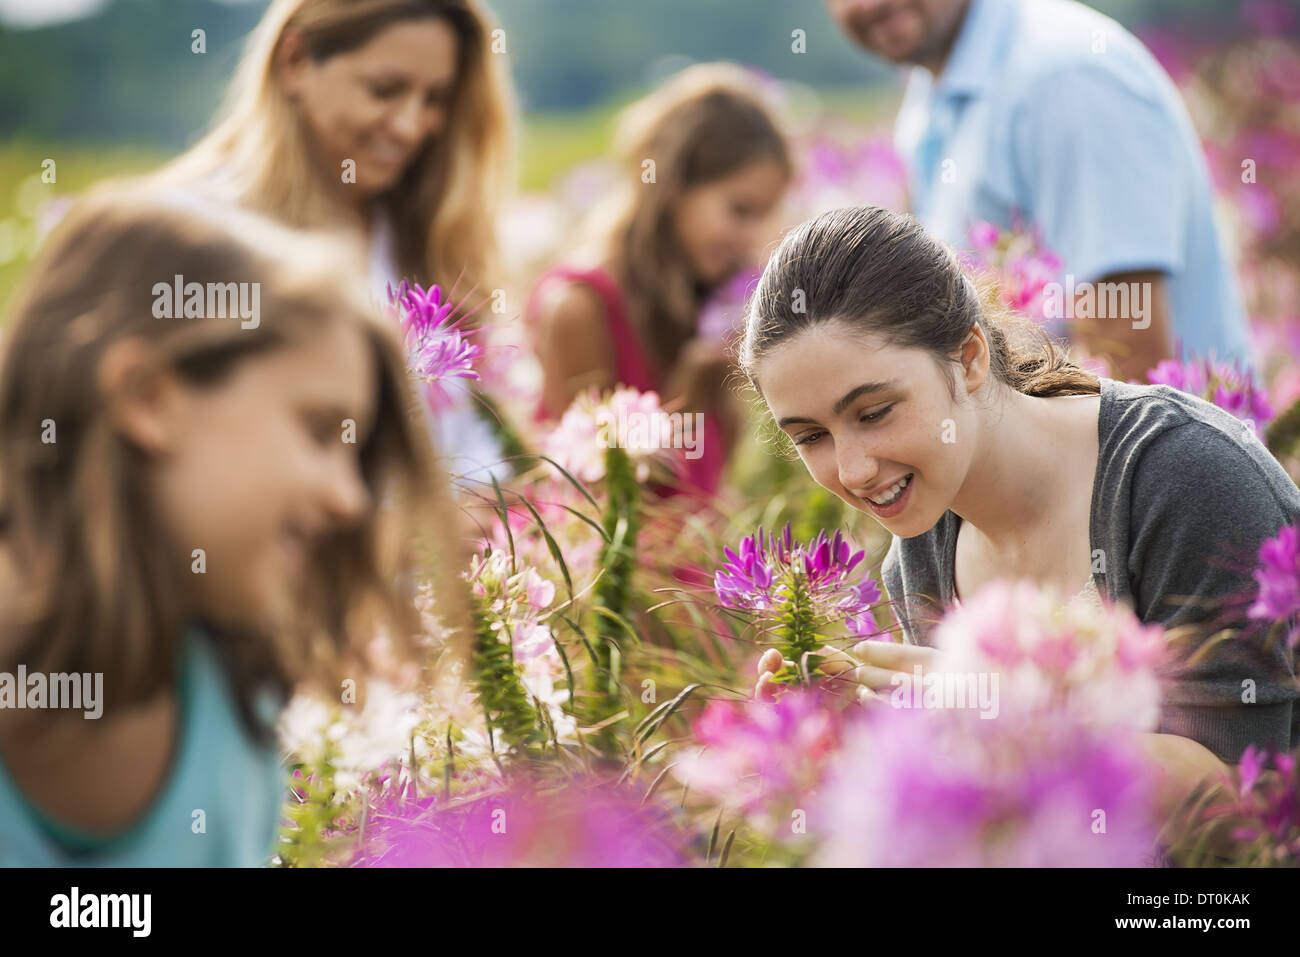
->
[959, 323, 991, 393]
[96, 338, 185, 457]
[275, 27, 312, 99]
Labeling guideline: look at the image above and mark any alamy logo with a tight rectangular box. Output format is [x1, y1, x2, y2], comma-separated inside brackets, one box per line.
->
[0, 667, 102, 718]
[50, 887, 151, 937]
[152, 274, 261, 329]
[594, 407, 705, 460]
[890, 666, 1000, 719]
[1040, 274, 1151, 329]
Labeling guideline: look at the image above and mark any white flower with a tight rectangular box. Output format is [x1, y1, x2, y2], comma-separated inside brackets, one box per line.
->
[278, 694, 334, 763]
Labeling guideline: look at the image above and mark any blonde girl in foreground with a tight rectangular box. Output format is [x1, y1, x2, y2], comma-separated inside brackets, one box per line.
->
[0, 188, 465, 865]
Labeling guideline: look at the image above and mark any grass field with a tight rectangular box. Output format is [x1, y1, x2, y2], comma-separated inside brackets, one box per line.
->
[0, 85, 896, 316]
[0, 140, 167, 314]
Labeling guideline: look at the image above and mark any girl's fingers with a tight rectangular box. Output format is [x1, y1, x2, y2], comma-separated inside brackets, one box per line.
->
[756, 647, 784, 677]
[857, 685, 885, 706]
[816, 646, 858, 677]
[853, 662, 907, 692]
[850, 639, 937, 669]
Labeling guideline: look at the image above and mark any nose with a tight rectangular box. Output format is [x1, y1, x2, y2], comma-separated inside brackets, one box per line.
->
[836, 439, 881, 496]
[323, 453, 372, 527]
[389, 96, 430, 149]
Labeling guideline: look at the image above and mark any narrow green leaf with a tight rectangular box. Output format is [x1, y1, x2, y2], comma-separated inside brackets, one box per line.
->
[536, 453, 601, 511]
[717, 829, 736, 868]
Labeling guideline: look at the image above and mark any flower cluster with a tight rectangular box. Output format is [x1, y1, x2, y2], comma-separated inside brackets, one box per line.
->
[354, 779, 688, 867]
[1228, 744, 1300, 865]
[467, 549, 574, 741]
[963, 220, 1064, 318]
[388, 280, 483, 412]
[813, 704, 1158, 867]
[789, 132, 909, 221]
[542, 386, 677, 484]
[933, 579, 1167, 731]
[278, 679, 423, 795]
[713, 524, 883, 638]
[1248, 523, 1300, 649]
[672, 690, 839, 835]
[1145, 356, 1276, 438]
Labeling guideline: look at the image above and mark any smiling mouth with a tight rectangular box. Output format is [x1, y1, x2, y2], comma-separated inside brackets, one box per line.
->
[865, 472, 913, 507]
[368, 146, 409, 167]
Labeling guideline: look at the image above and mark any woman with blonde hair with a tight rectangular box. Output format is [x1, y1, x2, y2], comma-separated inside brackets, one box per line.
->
[527, 63, 792, 498]
[157, 0, 516, 484]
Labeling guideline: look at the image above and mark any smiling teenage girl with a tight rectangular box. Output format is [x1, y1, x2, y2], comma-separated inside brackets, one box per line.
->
[741, 206, 1298, 819]
[0, 188, 465, 865]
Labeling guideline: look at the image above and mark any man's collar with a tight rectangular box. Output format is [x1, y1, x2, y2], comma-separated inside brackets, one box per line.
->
[930, 0, 1017, 98]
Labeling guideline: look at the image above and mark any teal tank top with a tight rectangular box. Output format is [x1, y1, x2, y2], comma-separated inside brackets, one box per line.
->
[0, 627, 285, 866]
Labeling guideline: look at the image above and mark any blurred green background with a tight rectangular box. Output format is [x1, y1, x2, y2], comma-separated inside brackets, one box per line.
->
[0, 0, 1284, 312]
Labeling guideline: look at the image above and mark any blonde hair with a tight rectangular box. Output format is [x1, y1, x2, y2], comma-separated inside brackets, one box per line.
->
[583, 63, 791, 374]
[157, 0, 515, 294]
[0, 184, 471, 737]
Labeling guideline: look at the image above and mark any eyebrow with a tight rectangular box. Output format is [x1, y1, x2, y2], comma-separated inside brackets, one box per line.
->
[776, 379, 900, 428]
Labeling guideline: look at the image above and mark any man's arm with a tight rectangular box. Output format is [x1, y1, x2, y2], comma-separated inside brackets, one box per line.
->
[1071, 268, 1175, 382]
[1014, 66, 1190, 377]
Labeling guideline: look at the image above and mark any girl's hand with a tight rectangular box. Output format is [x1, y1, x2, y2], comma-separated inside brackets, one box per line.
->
[846, 639, 942, 695]
[753, 640, 943, 704]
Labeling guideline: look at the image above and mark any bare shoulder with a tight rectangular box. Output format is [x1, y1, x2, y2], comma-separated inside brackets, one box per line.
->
[535, 279, 609, 343]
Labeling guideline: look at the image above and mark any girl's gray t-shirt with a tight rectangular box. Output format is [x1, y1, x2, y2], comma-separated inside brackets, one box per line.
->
[882, 376, 1300, 764]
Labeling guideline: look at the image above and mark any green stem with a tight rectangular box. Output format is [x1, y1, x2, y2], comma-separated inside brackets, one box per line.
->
[588, 445, 640, 749]
[470, 597, 542, 757]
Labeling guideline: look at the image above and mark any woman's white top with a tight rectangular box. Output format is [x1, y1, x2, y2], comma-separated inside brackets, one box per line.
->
[369, 212, 508, 488]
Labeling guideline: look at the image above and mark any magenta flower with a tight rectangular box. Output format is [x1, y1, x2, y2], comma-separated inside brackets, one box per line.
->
[790, 132, 907, 219]
[814, 706, 1158, 867]
[355, 779, 688, 867]
[1144, 356, 1275, 438]
[713, 524, 878, 630]
[714, 524, 882, 674]
[843, 576, 884, 638]
[969, 220, 1000, 251]
[387, 280, 483, 410]
[390, 279, 456, 337]
[1146, 357, 1207, 394]
[1239, 743, 1268, 798]
[800, 527, 865, 588]
[960, 220, 1062, 320]
[714, 535, 778, 611]
[1247, 523, 1300, 649]
[1217, 744, 1300, 864]
[935, 579, 1166, 731]
[673, 690, 840, 830]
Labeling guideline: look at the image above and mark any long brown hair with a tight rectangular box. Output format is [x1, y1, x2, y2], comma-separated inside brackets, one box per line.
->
[741, 205, 1100, 399]
[157, 0, 515, 293]
[0, 185, 470, 738]
[586, 63, 791, 375]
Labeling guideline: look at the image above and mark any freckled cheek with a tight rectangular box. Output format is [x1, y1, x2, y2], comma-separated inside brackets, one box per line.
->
[803, 442, 862, 496]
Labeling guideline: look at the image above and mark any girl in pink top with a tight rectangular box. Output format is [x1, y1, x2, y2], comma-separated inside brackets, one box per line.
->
[528, 64, 792, 499]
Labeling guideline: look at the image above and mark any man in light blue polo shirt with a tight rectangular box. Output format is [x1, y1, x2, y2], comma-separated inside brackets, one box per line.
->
[824, 0, 1252, 380]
